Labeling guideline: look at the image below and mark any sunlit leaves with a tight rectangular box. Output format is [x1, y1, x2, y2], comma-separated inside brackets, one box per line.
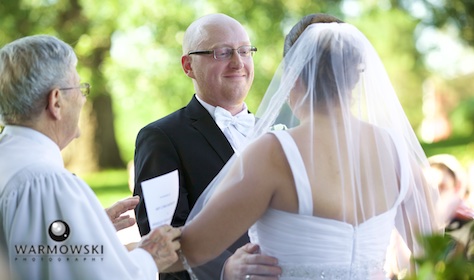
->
[407, 226, 474, 279]
[4, 0, 470, 164]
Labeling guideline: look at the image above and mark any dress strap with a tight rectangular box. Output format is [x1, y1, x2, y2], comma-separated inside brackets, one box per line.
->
[270, 131, 313, 215]
[385, 129, 410, 208]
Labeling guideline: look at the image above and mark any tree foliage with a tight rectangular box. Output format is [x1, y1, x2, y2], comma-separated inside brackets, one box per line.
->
[3, 0, 467, 173]
[1, 0, 123, 173]
[418, 0, 474, 47]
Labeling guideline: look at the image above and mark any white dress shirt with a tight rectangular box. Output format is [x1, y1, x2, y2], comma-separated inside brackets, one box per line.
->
[0, 125, 157, 280]
[195, 95, 255, 151]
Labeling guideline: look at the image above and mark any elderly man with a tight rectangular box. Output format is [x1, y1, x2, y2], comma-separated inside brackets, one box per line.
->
[0, 35, 180, 279]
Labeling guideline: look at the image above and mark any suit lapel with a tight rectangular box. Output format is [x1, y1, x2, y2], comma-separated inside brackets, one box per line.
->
[186, 95, 234, 163]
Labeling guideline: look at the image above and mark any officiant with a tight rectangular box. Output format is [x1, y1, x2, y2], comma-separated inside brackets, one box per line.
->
[0, 34, 181, 279]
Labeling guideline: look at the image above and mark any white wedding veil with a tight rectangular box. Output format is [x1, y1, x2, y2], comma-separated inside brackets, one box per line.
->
[186, 18, 441, 277]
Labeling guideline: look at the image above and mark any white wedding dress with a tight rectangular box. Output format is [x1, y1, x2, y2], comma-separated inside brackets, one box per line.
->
[248, 131, 408, 280]
[187, 23, 439, 280]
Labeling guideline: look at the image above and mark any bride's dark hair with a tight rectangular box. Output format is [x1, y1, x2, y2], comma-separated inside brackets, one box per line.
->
[283, 13, 344, 56]
[284, 14, 361, 107]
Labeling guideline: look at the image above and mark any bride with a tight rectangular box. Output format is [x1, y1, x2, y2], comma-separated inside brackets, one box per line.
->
[165, 14, 441, 279]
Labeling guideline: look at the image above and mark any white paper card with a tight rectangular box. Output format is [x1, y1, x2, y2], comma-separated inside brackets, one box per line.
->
[141, 170, 179, 230]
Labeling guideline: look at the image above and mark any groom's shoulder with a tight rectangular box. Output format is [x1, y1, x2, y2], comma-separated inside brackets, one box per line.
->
[141, 109, 186, 133]
[141, 101, 204, 134]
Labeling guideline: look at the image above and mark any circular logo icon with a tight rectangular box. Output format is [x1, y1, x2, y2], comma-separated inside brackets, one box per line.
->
[48, 220, 70, 242]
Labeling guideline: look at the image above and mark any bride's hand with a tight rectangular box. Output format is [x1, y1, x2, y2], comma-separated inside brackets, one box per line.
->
[223, 243, 281, 280]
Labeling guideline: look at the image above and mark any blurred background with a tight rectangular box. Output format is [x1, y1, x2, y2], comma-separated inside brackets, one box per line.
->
[2, 0, 474, 208]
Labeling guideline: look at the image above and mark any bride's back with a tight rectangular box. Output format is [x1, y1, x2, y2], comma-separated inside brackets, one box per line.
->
[251, 128, 403, 279]
[245, 16, 437, 279]
[289, 119, 400, 226]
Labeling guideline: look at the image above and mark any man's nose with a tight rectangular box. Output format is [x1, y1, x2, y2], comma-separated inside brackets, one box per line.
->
[229, 50, 244, 69]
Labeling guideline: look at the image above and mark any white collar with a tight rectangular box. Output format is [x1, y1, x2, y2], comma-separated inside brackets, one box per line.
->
[195, 94, 249, 120]
[1, 125, 63, 165]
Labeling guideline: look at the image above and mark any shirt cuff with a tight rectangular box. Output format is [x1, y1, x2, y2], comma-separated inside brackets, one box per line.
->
[130, 248, 158, 279]
[220, 259, 229, 280]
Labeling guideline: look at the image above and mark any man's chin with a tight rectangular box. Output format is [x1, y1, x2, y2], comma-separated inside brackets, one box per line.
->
[226, 88, 249, 101]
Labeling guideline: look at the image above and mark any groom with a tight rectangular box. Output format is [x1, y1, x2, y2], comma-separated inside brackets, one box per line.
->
[133, 14, 281, 280]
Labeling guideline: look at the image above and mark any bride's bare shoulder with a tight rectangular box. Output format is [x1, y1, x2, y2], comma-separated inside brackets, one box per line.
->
[251, 132, 282, 147]
[244, 132, 287, 160]
[360, 121, 391, 138]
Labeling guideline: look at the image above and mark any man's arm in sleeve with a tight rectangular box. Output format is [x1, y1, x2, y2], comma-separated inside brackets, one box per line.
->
[133, 125, 190, 235]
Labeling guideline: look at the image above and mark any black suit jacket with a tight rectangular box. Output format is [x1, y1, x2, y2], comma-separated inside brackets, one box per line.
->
[134, 95, 249, 279]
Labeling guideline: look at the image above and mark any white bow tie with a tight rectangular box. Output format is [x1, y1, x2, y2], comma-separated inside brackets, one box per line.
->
[214, 106, 255, 137]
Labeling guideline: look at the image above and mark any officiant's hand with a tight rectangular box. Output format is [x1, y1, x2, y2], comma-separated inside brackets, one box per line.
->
[138, 225, 181, 271]
[223, 243, 281, 280]
[105, 196, 140, 231]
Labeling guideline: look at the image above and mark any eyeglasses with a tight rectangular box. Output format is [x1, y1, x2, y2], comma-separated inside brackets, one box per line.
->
[188, 46, 257, 61]
[59, 83, 91, 97]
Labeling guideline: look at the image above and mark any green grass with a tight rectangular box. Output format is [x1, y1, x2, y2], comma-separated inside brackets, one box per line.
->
[422, 135, 474, 168]
[81, 169, 133, 208]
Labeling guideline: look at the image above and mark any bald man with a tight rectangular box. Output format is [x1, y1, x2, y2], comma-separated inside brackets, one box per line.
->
[133, 14, 281, 280]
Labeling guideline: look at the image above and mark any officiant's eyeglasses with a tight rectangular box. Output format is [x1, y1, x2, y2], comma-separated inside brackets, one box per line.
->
[60, 83, 91, 97]
[188, 46, 257, 61]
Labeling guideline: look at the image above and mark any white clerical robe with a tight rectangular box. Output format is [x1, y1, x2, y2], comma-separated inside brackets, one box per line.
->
[0, 125, 157, 279]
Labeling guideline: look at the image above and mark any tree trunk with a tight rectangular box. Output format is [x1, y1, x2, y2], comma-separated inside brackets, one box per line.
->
[62, 94, 124, 175]
[93, 94, 124, 169]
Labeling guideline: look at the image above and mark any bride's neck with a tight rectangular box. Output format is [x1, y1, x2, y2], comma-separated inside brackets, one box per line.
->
[299, 106, 348, 124]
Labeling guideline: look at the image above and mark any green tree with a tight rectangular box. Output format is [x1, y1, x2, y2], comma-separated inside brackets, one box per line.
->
[0, 0, 123, 173]
[4, 0, 459, 173]
[418, 0, 474, 47]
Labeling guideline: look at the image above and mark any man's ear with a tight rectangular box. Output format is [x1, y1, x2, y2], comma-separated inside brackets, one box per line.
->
[181, 55, 195, 78]
[46, 88, 62, 120]
[454, 181, 464, 195]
